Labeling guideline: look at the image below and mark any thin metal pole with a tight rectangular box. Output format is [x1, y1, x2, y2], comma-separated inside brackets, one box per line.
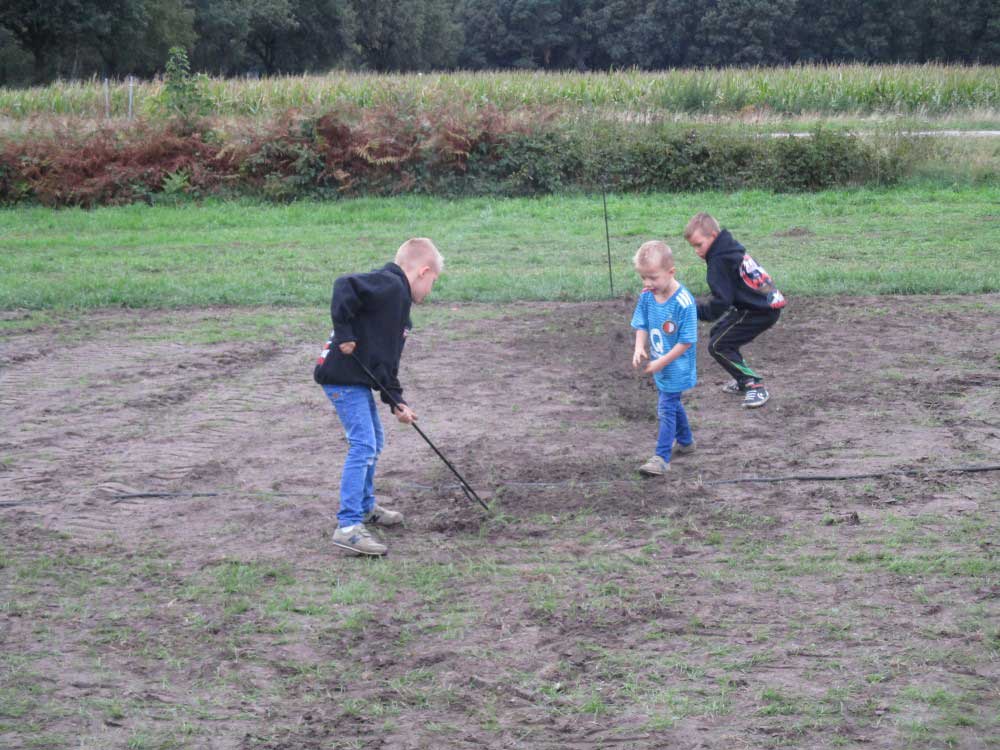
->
[349, 353, 490, 513]
[602, 185, 614, 297]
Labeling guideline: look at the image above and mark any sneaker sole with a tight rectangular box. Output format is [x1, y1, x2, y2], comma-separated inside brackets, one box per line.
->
[638, 467, 670, 476]
[742, 398, 770, 409]
[331, 541, 387, 556]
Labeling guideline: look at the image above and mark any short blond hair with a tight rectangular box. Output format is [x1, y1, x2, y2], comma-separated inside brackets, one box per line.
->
[684, 212, 721, 240]
[633, 240, 674, 270]
[395, 237, 444, 273]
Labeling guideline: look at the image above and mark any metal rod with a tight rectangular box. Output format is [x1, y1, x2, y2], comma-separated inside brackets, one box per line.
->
[349, 352, 490, 513]
[602, 185, 614, 297]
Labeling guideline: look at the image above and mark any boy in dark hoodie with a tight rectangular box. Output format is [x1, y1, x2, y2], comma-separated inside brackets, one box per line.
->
[684, 213, 786, 409]
[314, 238, 443, 556]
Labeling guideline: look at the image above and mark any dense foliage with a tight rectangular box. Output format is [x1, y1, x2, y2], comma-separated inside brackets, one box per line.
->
[1, 0, 998, 86]
[0, 102, 928, 206]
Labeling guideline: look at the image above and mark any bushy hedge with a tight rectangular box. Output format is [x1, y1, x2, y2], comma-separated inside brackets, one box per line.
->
[0, 106, 926, 207]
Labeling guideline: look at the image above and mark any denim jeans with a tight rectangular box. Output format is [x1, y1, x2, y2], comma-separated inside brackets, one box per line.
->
[656, 391, 693, 462]
[323, 384, 384, 528]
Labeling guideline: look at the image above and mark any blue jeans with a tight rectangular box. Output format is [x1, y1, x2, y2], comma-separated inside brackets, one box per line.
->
[656, 391, 693, 462]
[323, 385, 384, 528]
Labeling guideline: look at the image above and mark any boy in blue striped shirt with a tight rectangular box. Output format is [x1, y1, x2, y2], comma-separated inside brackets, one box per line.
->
[630, 241, 698, 476]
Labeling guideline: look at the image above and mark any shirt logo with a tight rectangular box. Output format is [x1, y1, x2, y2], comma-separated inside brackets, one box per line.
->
[662, 320, 677, 334]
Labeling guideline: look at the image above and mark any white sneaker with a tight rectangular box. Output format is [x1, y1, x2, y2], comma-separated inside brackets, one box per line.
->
[332, 524, 387, 556]
[673, 440, 696, 456]
[639, 455, 671, 476]
[363, 504, 404, 527]
[721, 380, 744, 394]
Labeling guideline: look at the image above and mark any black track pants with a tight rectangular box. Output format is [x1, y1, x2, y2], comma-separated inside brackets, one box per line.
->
[707, 308, 781, 386]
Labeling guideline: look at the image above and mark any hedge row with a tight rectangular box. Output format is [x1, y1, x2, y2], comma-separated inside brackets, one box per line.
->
[0, 107, 925, 207]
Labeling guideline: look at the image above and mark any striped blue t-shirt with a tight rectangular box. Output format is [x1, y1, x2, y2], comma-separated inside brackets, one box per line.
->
[631, 284, 698, 393]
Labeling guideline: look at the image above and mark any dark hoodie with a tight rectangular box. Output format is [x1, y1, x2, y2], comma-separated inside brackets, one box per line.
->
[313, 262, 412, 409]
[697, 229, 786, 321]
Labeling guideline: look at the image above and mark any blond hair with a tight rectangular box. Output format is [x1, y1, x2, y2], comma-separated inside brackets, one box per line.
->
[395, 237, 444, 273]
[684, 212, 721, 240]
[633, 240, 674, 270]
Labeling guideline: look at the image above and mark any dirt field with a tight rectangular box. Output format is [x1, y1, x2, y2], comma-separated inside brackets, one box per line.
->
[1, 296, 998, 750]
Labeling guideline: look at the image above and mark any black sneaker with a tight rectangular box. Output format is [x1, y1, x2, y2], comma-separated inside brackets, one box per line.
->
[742, 385, 770, 409]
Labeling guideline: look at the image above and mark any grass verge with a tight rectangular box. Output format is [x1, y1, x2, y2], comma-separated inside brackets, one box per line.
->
[1, 185, 998, 311]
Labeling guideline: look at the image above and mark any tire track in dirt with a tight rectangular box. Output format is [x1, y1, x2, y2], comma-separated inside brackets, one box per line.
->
[75, 342, 301, 543]
[1, 331, 305, 543]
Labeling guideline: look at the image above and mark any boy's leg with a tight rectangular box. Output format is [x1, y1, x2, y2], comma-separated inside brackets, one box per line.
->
[355, 393, 403, 526]
[361, 390, 385, 517]
[655, 391, 680, 461]
[708, 309, 780, 388]
[673, 398, 693, 447]
[323, 385, 378, 529]
[640, 391, 679, 475]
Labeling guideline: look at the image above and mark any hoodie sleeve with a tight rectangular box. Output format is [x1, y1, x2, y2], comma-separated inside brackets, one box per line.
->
[330, 274, 366, 343]
[378, 376, 406, 410]
[697, 258, 736, 321]
[380, 317, 411, 410]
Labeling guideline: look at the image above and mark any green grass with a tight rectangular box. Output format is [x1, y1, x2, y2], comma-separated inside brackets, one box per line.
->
[1, 185, 998, 312]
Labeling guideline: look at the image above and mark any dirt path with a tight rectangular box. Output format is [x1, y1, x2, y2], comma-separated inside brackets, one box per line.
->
[1, 296, 998, 749]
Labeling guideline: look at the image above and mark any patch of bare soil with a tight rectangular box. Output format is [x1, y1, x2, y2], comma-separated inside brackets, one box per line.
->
[1, 296, 998, 749]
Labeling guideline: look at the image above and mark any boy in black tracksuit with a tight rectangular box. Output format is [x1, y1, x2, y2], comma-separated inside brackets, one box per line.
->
[684, 213, 786, 409]
[314, 238, 443, 556]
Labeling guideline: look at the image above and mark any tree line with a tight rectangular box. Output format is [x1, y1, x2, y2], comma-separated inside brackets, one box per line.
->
[2, 0, 998, 87]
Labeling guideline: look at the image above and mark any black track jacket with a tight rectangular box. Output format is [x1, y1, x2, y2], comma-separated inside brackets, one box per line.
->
[697, 230, 785, 321]
[313, 262, 412, 409]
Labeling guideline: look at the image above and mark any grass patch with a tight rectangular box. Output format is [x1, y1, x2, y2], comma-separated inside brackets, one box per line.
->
[1, 187, 999, 312]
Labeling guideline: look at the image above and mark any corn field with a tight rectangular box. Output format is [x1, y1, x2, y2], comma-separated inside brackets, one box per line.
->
[1, 64, 998, 120]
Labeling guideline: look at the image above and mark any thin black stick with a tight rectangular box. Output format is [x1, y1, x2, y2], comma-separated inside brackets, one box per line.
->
[602, 185, 614, 297]
[349, 353, 490, 513]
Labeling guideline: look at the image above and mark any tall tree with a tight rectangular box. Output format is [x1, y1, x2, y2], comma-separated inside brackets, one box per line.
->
[460, 0, 627, 70]
[91, 0, 196, 77]
[0, 0, 93, 82]
[285, 0, 358, 71]
[191, 0, 249, 74]
[695, 0, 798, 66]
[574, 0, 642, 69]
[918, 0, 999, 63]
[627, 0, 707, 68]
[351, 0, 462, 71]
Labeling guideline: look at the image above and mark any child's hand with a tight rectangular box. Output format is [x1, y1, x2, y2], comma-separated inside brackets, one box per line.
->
[394, 404, 417, 424]
[632, 349, 649, 369]
[643, 356, 667, 375]
[339, 341, 356, 355]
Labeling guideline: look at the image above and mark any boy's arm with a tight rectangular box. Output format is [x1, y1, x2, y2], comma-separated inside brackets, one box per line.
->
[644, 342, 692, 374]
[330, 275, 366, 344]
[377, 372, 406, 413]
[697, 261, 736, 321]
[632, 329, 649, 368]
